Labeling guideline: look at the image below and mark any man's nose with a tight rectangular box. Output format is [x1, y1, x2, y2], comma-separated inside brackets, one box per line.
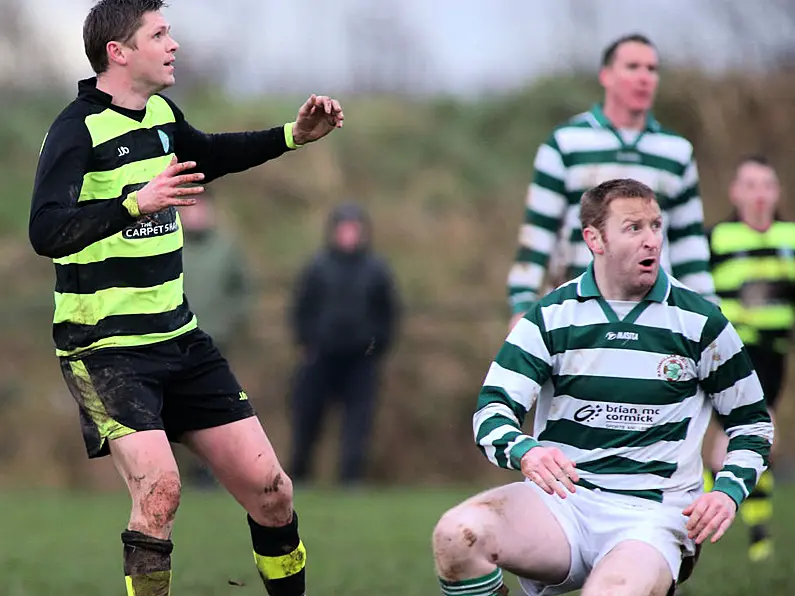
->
[643, 227, 661, 249]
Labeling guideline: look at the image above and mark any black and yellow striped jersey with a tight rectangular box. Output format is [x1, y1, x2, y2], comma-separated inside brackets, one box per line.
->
[708, 213, 795, 354]
[30, 77, 294, 357]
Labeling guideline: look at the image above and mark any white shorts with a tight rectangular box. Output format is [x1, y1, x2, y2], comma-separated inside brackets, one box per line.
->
[518, 480, 697, 596]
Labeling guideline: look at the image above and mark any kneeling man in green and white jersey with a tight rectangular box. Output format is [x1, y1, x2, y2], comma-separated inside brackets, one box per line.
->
[432, 178, 773, 596]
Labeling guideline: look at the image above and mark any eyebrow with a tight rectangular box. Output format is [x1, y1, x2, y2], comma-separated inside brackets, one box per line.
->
[622, 216, 662, 224]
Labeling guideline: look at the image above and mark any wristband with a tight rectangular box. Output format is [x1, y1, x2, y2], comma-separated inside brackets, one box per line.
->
[284, 122, 302, 149]
[122, 192, 141, 218]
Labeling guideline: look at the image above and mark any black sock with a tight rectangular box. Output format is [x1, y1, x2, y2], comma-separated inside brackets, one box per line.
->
[248, 511, 306, 596]
[121, 530, 173, 596]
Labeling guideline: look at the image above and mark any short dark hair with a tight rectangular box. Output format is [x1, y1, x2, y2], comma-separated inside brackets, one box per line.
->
[83, 0, 166, 74]
[580, 178, 657, 233]
[601, 34, 656, 67]
[736, 154, 773, 170]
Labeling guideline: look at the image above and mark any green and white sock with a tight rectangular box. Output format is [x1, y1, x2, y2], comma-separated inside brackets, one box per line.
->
[439, 568, 505, 596]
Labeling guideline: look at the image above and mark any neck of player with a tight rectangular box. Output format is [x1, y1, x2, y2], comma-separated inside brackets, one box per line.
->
[603, 99, 646, 130]
[740, 206, 775, 232]
[593, 259, 648, 302]
[96, 72, 151, 111]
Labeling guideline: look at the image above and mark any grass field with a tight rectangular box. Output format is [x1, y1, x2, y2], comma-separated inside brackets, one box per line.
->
[1, 485, 793, 595]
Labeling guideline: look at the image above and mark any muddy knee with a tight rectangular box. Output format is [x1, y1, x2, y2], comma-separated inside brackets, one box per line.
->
[130, 471, 182, 536]
[253, 471, 294, 526]
[433, 507, 495, 579]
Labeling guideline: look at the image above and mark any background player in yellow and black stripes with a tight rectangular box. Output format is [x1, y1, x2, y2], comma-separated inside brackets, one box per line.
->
[705, 155, 795, 562]
[28, 1, 343, 595]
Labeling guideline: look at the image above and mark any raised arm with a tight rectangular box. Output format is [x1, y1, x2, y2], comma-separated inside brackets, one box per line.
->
[165, 94, 344, 183]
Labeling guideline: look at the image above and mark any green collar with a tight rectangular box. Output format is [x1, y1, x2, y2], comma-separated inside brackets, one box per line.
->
[577, 262, 670, 303]
[589, 103, 661, 133]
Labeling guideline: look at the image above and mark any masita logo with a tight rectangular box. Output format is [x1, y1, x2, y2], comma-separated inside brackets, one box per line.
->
[123, 207, 179, 240]
[605, 331, 639, 341]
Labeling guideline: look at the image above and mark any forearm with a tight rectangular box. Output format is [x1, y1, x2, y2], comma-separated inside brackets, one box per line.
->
[179, 124, 294, 182]
[713, 425, 773, 507]
[29, 194, 136, 258]
[474, 393, 538, 471]
[702, 319, 774, 506]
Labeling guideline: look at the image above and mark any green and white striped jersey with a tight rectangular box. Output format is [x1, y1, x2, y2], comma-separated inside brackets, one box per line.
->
[478, 264, 773, 508]
[507, 103, 716, 314]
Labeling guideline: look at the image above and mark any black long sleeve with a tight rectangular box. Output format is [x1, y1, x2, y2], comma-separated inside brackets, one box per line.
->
[29, 116, 136, 259]
[163, 96, 291, 183]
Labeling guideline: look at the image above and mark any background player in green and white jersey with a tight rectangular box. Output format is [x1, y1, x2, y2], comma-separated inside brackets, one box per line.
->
[433, 179, 773, 596]
[507, 34, 716, 330]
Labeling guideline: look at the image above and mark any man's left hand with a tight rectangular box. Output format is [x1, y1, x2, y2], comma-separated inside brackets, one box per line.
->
[292, 94, 344, 145]
[683, 491, 737, 544]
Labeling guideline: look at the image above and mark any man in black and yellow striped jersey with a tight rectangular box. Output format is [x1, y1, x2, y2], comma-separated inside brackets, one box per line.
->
[28, 1, 343, 595]
[705, 155, 795, 562]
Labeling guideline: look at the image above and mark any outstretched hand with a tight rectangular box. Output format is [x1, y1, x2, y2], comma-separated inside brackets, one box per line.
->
[683, 491, 737, 544]
[292, 94, 344, 145]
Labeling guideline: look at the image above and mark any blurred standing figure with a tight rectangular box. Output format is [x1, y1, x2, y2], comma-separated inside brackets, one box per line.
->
[705, 155, 795, 563]
[180, 194, 252, 354]
[507, 33, 716, 329]
[289, 203, 400, 486]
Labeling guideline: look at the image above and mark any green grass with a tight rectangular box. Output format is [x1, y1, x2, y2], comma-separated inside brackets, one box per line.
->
[0, 485, 794, 595]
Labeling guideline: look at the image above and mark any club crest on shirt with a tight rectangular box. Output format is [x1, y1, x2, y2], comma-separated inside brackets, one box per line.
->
[657, 355, 689, 382]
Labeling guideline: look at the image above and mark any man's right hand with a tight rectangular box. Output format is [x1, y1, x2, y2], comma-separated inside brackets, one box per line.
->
[521, 446, 579, 499]
[135, 157, 205, 215]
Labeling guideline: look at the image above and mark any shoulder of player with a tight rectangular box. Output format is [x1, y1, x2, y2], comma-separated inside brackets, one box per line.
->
[40, 100, 95, 154]
[645, 122, 696, 161]
[153, 92, 186, 122]
[546, 112, 595, 143]
[535, 278, 580, 310]
[666, 276, 723, 320]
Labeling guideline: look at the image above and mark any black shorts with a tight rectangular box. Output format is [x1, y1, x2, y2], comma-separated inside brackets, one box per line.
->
[60, 329, 256, 459]
[745, 345, 786, 410]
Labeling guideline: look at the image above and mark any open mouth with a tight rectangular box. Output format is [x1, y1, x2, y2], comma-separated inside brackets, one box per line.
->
[639, 258, 656, 268]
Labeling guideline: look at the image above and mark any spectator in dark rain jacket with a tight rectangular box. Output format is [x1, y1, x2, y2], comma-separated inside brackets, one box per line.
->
[288, 202, 400, 486]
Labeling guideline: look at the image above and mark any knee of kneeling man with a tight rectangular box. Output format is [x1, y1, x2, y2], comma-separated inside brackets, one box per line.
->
[258, 471, 294, 518]
[138, 472, 182, 528]
[433, 507, 489, 557]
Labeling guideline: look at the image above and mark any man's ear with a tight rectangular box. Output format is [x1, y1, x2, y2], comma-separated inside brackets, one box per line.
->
[106, 40, 129, 67]
[583, 225, 605, 255]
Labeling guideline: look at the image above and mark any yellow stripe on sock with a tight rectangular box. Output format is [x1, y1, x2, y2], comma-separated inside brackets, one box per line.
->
[253, 541, 307, 580]
[125, 571, 172, 595]
[703, 469, 714, 492]
[757, 469, 775, 493]
[741, 498, 773, 526]
[741, 470, 774, 527]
